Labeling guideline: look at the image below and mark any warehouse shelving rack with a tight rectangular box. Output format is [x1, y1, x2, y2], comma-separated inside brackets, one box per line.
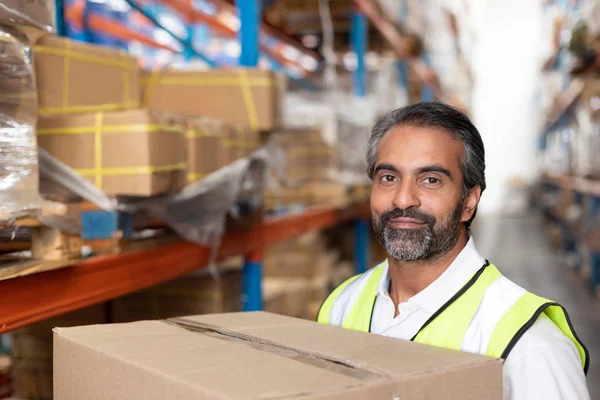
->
[0, 203, 370, 333]
[4, 0, 441, 330]
[540, 175, 600, 293]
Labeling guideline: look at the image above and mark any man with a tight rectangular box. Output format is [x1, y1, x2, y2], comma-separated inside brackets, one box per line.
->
[317, 102, 590, 399]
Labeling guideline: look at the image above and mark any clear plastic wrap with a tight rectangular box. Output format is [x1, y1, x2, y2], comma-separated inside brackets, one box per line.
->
[38, 147, 114, 210]
[0, 1, 55, 32]
[130, 146, 269, 246]
[281, 93, 372, 187]
[0, 25, 62, 225]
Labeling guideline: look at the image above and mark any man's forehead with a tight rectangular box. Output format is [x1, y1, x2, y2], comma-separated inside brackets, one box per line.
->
[376, 125, 464, 168]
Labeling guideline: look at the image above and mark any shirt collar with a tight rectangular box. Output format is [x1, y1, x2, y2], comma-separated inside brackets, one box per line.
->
[376, 237, 487, 314]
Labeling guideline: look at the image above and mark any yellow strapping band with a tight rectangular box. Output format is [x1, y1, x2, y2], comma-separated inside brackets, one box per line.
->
[34, 45, 138, 70]
[120, 52, 130, 107]
[187, 172, 208, 181]
[76, 163, 187, 177]
[39, 101, 138, 115]
[140, 76, 274, 86]
[0, 34, 16, 44]
[142, 69, 162, 107]
[94, 112, 103, 188]
[238, 69, 259, 131]
[0, 92, 36, 100]
[223, 139, 258, 149]
[37, 123, 183, 135]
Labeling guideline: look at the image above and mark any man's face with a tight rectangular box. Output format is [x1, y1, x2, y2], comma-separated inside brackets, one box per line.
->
[370, 125, 479, 261]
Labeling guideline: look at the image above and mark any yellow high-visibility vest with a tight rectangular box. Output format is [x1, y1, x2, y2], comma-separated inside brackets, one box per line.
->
[317, 262, 589, 373]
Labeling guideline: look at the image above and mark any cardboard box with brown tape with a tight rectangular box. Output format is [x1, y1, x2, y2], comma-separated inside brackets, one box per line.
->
[34, 35, 140, 116]
[37, 109, 187, 196]
[141, 69, 283, 131]
[54, 312, 503, 400]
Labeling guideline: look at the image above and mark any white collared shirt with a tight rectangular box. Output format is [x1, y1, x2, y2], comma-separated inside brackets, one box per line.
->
[369, 239, 590, 400]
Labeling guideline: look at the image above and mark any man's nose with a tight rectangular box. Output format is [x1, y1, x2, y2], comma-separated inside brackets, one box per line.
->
[392, 180, 421, 210]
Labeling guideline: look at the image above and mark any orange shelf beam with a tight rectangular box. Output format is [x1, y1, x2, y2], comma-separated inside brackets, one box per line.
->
[0, 202, 369, 333]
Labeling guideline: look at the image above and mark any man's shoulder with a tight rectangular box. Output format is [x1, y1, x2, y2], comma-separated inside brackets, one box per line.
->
[508, 313, 579, 361]
[327, 265, 385, 325]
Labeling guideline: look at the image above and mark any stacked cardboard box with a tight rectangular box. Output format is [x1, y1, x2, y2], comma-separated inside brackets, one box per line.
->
[0, 355, 9, 399]
[10, 305, 107, 400]
[37, 109, 187, 197]
[263, 233, 341, 319]
[34, 35, 140, 116]
[32, 36, 192, 198]
[141, 69, 284, 132]
[111, 262, 243, 322]
[53, 312, 503, 400]
[186, 118, 229, 183]
[265, 128, 344, 210]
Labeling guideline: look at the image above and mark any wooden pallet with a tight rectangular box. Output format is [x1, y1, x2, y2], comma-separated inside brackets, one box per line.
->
[0, 210, 82, 282]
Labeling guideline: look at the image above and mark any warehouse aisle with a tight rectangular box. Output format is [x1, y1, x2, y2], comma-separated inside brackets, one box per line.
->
[473, 215, 600, 398]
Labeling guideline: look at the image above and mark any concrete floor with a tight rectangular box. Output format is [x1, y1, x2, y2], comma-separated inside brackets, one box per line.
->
[473, 215, 600, 399]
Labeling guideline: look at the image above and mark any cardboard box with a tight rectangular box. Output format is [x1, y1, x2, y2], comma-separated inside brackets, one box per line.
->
[224, 125, 260, 162]
[264, 233, 320, 278]
[54, 312, 503, 400]
[34, 35, 140, 116]
[11, 305, 107, 400]
[141, 69, 282, 131]
[111, 268, 242, 322]
[37, 109, 187, 196]
[0, 0, 55, 31]
[307, 181, 348, 208]
[186, 118, 229, 183]
[264, 278, 310, 318]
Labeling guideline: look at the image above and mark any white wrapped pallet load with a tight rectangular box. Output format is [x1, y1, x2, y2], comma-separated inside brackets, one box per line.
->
[0, 26, 60, 224]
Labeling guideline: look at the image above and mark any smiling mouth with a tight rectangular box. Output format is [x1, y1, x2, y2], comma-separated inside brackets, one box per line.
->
[388, 218, 427, 228]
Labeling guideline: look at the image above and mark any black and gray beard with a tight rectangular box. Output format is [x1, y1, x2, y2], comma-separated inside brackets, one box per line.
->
[372, 200, 463, 262]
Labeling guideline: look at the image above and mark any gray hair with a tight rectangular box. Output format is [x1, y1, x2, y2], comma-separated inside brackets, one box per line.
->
[367, 102, 486, 227]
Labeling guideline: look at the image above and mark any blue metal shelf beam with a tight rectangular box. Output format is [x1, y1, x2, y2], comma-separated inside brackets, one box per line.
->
[123, 0, 216, 67]
[351, 11, 368, 97]
[237, 0, 260, 67]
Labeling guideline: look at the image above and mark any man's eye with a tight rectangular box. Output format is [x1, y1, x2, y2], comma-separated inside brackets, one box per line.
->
[423, 177, 440, 184]
[380, 174, 397, 183]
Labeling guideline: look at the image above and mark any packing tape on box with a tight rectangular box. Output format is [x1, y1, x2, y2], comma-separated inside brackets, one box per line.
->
[37, 116, 186, 189]
[34, 43, 137, 115]
[142, 69, 271, 131]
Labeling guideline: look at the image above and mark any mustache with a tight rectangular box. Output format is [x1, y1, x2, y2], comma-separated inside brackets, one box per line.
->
[380, 208, 436, 226]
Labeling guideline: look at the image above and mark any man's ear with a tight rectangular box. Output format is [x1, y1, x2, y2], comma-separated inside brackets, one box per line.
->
[461, 185, 481, 223]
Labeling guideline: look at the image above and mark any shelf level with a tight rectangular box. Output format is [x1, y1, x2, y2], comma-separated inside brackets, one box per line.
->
[542, 175, 600, 197]
[0, 202, 369, 333]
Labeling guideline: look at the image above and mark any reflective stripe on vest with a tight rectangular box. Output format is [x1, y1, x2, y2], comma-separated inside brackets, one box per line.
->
[317, 263, 589, 374]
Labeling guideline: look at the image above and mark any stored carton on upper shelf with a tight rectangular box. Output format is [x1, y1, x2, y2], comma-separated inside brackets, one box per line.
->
[186, 118, 261, 184]
[0, 0, 55, 32]
[141, 68, 285, 132]
[33, 35, 140, 116]
[37, 109, 187, 197]
[54, 312, 502, 400]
